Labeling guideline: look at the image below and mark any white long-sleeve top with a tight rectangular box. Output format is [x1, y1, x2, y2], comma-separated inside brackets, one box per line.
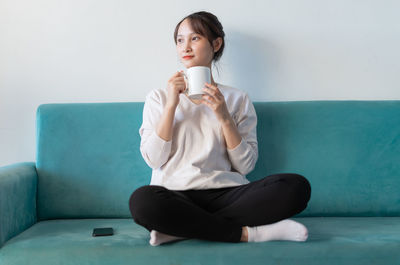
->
[138, 82, 258, 190]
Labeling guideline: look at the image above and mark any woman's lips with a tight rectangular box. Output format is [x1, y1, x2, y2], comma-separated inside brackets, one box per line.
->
[183, 56, 194, 60]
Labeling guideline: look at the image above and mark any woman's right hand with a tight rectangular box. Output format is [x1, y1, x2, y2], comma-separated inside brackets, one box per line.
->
[166, 71, 187, 109]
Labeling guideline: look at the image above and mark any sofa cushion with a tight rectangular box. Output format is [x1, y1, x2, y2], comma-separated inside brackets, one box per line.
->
[35, 101, 400, 220]
[1, 217, 399, 265]
[36, 103, 149, 220]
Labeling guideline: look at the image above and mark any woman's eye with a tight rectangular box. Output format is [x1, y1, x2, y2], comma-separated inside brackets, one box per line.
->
[177, 36, 199, 43]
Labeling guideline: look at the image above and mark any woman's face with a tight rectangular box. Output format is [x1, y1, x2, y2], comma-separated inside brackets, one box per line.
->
[176, 19, 217, 69]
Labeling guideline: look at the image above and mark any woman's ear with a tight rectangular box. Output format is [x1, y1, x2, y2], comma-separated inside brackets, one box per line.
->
[213, 37, 223, 53]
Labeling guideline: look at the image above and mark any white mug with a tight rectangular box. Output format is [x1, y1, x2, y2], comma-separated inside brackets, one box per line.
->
[182, 66, 211, 99]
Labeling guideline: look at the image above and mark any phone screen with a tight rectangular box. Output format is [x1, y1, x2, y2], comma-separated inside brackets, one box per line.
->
[92, 227, 114, 237]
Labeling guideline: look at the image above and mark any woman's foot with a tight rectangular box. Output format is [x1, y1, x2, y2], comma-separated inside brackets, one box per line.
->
[149, 230, 186, 246]
[244, 219, 308, 242]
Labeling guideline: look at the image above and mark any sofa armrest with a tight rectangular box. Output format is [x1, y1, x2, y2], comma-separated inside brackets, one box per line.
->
[0, 162, 37, 248]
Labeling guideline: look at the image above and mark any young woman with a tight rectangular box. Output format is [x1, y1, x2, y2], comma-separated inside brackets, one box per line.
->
[129, 11, 312, 246]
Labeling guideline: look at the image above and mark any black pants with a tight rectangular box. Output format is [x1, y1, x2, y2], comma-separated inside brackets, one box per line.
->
[129, 173, 311, 243]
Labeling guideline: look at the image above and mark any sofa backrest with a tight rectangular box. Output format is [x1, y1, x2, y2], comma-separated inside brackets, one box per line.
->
[36, 101, 400, 220]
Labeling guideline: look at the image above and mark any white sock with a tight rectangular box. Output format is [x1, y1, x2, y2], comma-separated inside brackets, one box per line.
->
[246, 219, 308, 242]
[149, 230, 186, 246]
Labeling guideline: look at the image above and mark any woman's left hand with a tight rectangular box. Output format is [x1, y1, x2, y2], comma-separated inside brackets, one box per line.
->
[201, 83, 231, 123]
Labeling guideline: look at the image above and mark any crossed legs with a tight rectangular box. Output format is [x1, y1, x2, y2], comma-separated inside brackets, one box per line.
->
[129, 173, 311, 245]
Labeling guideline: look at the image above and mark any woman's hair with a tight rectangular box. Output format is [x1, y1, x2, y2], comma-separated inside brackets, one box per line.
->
[174, 11, 225, 63]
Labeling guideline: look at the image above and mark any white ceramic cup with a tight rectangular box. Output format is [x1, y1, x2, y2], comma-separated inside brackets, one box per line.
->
[182, 66, 211, 100]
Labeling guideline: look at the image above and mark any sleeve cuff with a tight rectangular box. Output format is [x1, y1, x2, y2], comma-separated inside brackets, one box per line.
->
[226, 138, 247, 156]
[147, 131, 172, 153]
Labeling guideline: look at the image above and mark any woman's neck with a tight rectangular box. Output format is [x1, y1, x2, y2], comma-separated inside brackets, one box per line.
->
[211, 75, 216, 86]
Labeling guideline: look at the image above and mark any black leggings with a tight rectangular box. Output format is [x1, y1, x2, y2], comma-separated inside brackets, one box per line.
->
[129, 173, 311, 243]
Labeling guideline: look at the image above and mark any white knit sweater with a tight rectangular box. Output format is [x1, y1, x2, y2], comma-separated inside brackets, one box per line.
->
[139, 83, 258, 190]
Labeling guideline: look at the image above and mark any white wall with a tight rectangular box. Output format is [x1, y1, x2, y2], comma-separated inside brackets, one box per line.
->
[1, 0, 399, 166]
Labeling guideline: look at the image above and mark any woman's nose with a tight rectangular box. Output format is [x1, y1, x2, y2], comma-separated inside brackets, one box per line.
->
[184, 41, 192, 52]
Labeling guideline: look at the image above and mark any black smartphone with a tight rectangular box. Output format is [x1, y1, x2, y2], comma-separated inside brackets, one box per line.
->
[92, 227, 114, 237]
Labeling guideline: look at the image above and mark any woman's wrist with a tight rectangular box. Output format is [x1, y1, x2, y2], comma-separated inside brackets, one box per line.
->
[220, 116, 242, 150]
[219, 110, 236, 126]
[165, 103, 177, 111]
[156, 105, 176, 141]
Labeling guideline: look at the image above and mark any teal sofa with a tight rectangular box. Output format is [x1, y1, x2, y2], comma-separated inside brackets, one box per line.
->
[1, 100, 400, 265]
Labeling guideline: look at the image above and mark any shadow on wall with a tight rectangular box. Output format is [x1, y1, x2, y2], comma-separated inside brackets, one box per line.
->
[217, 30, 280, 100]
